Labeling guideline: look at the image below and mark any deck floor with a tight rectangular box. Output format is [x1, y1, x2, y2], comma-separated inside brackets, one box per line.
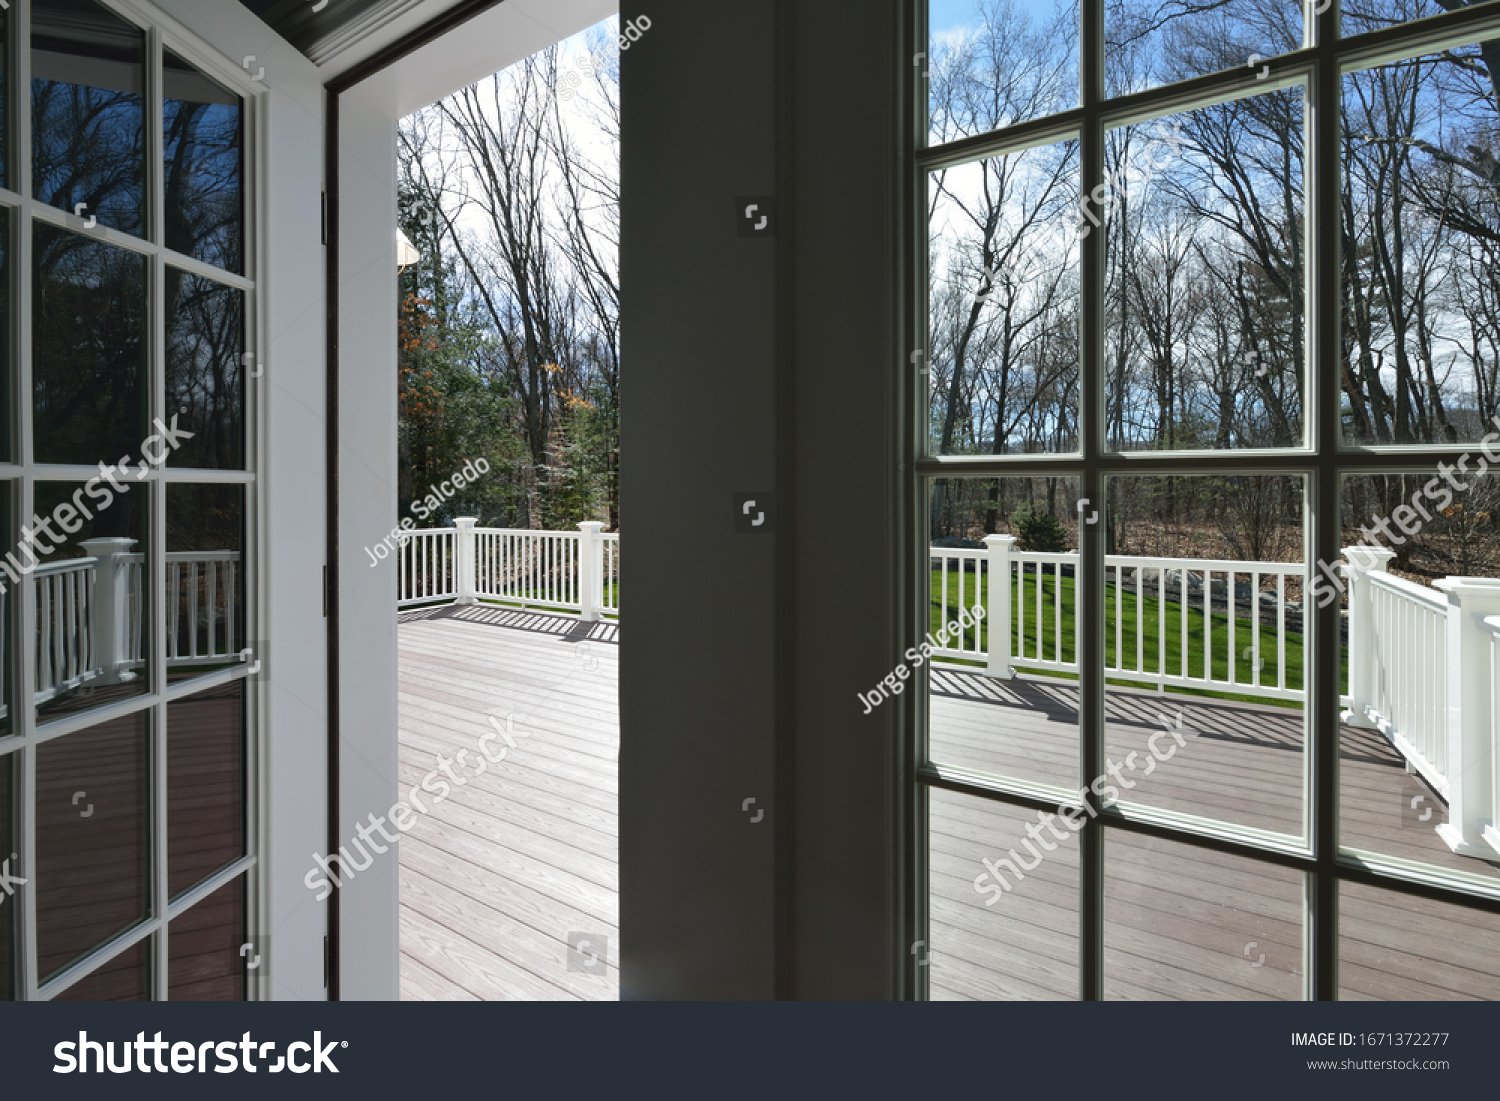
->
[397, 610, 1500, 1001]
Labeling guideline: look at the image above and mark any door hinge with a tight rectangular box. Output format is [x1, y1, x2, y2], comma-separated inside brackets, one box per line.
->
[323, 935, 329, 989]
[323, 564, 329, 618]
[321, 191, 328, 246]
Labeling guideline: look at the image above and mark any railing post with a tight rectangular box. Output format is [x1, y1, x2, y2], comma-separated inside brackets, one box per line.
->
[578, 522, 604, 623]
[454, 519, 478, 606]
[1339, 544, 1396, 728]
[1432, 577, 1500, 857]
[79, 537, 139, 686]
[983, 534, 1016, 680]
[1482, 616, 1500, 859]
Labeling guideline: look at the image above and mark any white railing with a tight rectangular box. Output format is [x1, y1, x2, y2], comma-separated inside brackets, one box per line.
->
[34, 541, 242, 704]
[1344, 552, 1450, 796]
[397, 528, 457, 606]
[396, 520, 619, 622]
[1482, 616, 1500, 860]
[163, 551, 240, 665]
[928, 537, 1307, 703]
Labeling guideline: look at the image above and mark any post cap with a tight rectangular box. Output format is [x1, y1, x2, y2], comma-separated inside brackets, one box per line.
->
[454, 517, 479, 530]
[983, 534, 1018, 547]
[1342, 545, 1396, 571]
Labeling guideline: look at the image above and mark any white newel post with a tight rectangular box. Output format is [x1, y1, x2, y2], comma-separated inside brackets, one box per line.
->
[983, 534, 1016, 680]
[1483, 616, 1500, 858]
[454, 519, 478, 606]
[1432, 577, 1500, 857]
[79, 537, 139, 686]
[578, 522, 604, 623]
[1340, 544, 1396, 728]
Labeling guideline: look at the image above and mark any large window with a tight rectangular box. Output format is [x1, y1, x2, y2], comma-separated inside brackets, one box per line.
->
[0, 0, 260, 1001]
[913, 0, 1500, 1000]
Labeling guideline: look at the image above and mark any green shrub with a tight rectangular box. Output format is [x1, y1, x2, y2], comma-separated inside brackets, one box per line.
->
[1011, 503, 1070, 553]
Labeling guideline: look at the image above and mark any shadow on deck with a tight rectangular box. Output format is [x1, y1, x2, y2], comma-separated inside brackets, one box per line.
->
[396, 609, 1500, 1001]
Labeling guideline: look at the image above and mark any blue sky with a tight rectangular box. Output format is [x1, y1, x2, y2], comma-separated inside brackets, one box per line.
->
[929, 0, 1061, 38]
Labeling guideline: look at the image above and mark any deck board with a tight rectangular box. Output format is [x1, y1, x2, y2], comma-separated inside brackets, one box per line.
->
[399, 609, 1500, 1001]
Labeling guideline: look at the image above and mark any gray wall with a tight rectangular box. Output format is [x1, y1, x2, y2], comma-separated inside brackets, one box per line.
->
[620, 0, 905, 999]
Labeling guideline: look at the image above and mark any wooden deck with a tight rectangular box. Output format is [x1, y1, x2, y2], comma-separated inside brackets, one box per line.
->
[398, 605, 619, 1000]
[398, 611, 1500, 1001]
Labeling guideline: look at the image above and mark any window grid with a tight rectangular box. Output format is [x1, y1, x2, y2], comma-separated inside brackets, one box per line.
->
[908, 0, 1500, 1002]
[0, 0, 264, 1002]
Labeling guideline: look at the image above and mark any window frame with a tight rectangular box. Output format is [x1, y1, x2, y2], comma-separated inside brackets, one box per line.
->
[905, 0, 1500, 1002]
[0, 0, 267, 1002]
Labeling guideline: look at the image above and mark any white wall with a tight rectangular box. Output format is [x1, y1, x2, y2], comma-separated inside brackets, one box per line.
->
[150, 0, 331, 1001]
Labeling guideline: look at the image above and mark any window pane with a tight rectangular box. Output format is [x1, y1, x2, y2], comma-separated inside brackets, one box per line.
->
[927, 477, 1082, 789]
[928, 142, 1081, 457]
[0, 212, 10, 464]
[31, 0, 145, 237]
[166, 271, 244, 470]
[1340, 880, 1500, 999]
[33, 480, 149, 721]
[168, 681, 244, 898]
[166, 484, 244, 686]
[164, 51, 243, 272]
[51, 937, 149, 1001]
[33, 224, 147, 467]
[1341, 44, 1500, 446]
[1105, 829, 1304, 999]
[35, 711, 149, 983]
[930, 787, 1080, 999]
[0, 751, 12, 1002]
[1343, 0, 1500, 37]
[1106, 90, 1306, 452]
[927, 0, 1079, 145]
[1106, 0, 1304, 98]
[1102, 475, 1307, 838]
[169, 875, 245, 1000]
[1337, 473, 1500, 883]
[0, 482, 11, 739]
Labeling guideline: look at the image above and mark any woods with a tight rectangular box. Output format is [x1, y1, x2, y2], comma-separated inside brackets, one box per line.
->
[396, 32, 620, 532]
[928, 0, 1500, 580]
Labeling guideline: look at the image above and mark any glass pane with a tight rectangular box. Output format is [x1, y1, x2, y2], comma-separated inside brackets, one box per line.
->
[0, 483, 11, 739]
[1344, 0, 1500, 38]
[35, 711, 150, 983]
[928, 141, 1081, 457]
[31, 0, 145, 237]
[164, 51, 243, 272]
[1106, 0, 1304, 98]
[930, 788, 1080, 999]
[1105, 89, 1306, 452]
[0, 213, 10, 464]
[33, 224, 148, 467]
[1341, 44, 1500, 447]
[51, 937, 149, 1001]
[33, 480, 149, 721]
[167, 680, 244, 898]
[927, 0, 1079, 145]
[1340, 880, 1500, 999]
[169, 875, 245, 1000]
[0, 751, 12, 1002]
[927, 477, 1081, 790]
[166, 484, 244, 685]
[1102, 475, 1307, 838]
[1105, 829, 1304, 999]
[1337, 473, 1500, 883]
[165, 271, 244, 470]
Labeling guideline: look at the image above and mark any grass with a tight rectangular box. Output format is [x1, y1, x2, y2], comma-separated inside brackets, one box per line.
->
[930, 563, 1346, 709]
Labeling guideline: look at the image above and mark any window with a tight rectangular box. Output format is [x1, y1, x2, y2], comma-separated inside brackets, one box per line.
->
[0, 0, 261, 1001]
[913, 0, 1500, 1000]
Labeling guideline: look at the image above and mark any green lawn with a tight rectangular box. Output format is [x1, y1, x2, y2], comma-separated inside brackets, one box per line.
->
[929, 563, 1342, 708]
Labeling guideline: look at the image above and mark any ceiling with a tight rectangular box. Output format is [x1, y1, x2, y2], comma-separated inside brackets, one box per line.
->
[236, 0, 435, 68]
